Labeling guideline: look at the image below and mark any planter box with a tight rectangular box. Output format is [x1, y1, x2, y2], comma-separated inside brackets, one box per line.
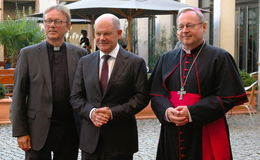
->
[0, 97, 12, 124]
[136, 101, 156, 119]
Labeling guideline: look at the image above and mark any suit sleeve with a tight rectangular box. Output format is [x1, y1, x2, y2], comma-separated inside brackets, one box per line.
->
[70, 58, 93, 121]
[11, 49, 30, 137]
[110, 58, 150, 119]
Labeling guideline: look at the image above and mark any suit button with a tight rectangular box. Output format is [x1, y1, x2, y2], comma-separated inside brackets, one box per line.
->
[180, 154, 185, 159]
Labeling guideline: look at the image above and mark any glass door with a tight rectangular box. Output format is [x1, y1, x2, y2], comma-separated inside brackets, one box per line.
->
[236, 3, 259, 73]
[247, 7, 259, 72]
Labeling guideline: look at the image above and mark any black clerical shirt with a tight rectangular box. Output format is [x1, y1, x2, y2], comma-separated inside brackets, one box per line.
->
[46, 42, 73, 122]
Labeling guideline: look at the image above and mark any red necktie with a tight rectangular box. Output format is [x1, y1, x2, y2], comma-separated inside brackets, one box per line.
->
[100, 55, 110, 94]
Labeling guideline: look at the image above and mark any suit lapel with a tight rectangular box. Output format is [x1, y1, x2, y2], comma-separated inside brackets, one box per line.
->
[104, 48, 128, 95]
[94, 51, 103, 97]
[38, 41, 52, 97]
[66, 43, 78, 88]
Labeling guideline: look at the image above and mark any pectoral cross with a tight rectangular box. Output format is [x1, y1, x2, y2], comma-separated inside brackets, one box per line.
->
[178, 87, 186, 100]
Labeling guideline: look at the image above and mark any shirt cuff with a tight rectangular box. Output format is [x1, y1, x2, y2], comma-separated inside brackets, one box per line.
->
[187, 108, 192, 122]
[89, 108, 97, 119]
[109, 108, 113, 120]
[164, 107, 171, 122]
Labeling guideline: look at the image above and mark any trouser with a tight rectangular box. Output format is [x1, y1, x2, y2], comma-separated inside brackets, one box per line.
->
[25, 121, 79, 160]
[81, 135, 133, 160]
[82, 151, 133, 160]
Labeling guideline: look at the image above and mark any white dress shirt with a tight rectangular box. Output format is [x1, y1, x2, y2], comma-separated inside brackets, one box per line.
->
[89, 44, 120, 119]
[99, 44, 119, 81]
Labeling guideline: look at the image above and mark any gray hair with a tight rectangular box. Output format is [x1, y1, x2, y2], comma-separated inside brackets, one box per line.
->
[94, 13, 121, 30]
[43, 4, 71, 23]
[177, 7, 206, 23]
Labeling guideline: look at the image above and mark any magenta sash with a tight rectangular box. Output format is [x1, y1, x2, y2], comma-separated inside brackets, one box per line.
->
[170, 91, 231, 160]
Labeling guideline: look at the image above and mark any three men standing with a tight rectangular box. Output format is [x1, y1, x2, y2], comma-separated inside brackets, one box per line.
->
[11, 4, 247, 160]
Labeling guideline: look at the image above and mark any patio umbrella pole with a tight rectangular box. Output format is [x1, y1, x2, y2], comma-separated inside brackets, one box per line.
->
[91, 15, 95, 52]
[127, 17, 132, 52]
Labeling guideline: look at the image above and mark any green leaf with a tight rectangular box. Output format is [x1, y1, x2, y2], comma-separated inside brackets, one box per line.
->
[0, 17, 45, 67]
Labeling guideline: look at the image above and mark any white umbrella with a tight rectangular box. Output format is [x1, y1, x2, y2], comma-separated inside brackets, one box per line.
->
[65, 0, 195, 51]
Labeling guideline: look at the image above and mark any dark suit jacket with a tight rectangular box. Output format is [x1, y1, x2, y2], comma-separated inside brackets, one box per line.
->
[11, 41, 87, 150]
[70, 48, 150, 155]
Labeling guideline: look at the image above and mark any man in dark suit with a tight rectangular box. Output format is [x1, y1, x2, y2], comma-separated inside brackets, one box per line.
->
[11, 4, 87, 160]
[70, 13, 150, 160]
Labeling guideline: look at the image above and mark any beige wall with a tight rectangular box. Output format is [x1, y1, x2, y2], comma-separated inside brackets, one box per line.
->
[39, 0, 57, 12]
[219, 0, 235, 56]
[156, 15, 175, 51]
[137, 18, 149, 64]
[180, 0, 198, 7]
[35, 0, 39, 13]
[158, 15, 174, 42]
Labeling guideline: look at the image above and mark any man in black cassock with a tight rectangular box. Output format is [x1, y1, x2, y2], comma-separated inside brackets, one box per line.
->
[150, 7, 248, 160]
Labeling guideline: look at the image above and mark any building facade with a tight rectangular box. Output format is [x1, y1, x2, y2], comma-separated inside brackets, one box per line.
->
[142, 0, 259, 73]
[0, 0, 259, 74]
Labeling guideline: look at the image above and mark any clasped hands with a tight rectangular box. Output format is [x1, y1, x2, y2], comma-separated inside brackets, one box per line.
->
[166, 105, 189, 126]
[91, 107, 112, 127]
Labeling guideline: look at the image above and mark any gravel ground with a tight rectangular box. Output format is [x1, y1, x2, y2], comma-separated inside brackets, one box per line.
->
[1, 112, 260, 160]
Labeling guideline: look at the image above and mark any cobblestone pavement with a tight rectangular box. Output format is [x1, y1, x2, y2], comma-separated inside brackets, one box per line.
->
[1, 112, 260, 160]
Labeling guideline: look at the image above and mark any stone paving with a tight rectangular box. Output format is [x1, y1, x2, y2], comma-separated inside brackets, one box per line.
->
[1, 112, 260, 160]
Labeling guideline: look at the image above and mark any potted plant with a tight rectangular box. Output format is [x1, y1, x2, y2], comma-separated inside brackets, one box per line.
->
[0, 84, 12, 124]
[228, 70, 258, 115]
[239, 70, 257, 87]
[0, 17, 44, 67]
[0, 83, 6, 99]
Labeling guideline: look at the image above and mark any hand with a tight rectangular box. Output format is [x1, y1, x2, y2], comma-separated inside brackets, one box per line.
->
[166, 107, 189, 126]
[91, 107, 112, 127]
[175, 105, 190, 126]
[17, 135, 31, 151]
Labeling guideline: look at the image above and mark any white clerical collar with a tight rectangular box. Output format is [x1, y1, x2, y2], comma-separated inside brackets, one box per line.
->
[53, 47, 60, 51]
[182, 40, 205, 54]
[182, 48, 191, 54]
[100, 44, 119, 59]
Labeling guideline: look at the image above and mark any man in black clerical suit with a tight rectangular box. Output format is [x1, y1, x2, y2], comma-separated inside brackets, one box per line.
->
[70, 13, 150, 160]
[150, 7, 247, 160]
[11, 4, 87, 160]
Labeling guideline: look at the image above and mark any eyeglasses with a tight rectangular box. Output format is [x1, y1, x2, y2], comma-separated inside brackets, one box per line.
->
[43, 19, 68, 26]
[177, 23, 203, 31]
